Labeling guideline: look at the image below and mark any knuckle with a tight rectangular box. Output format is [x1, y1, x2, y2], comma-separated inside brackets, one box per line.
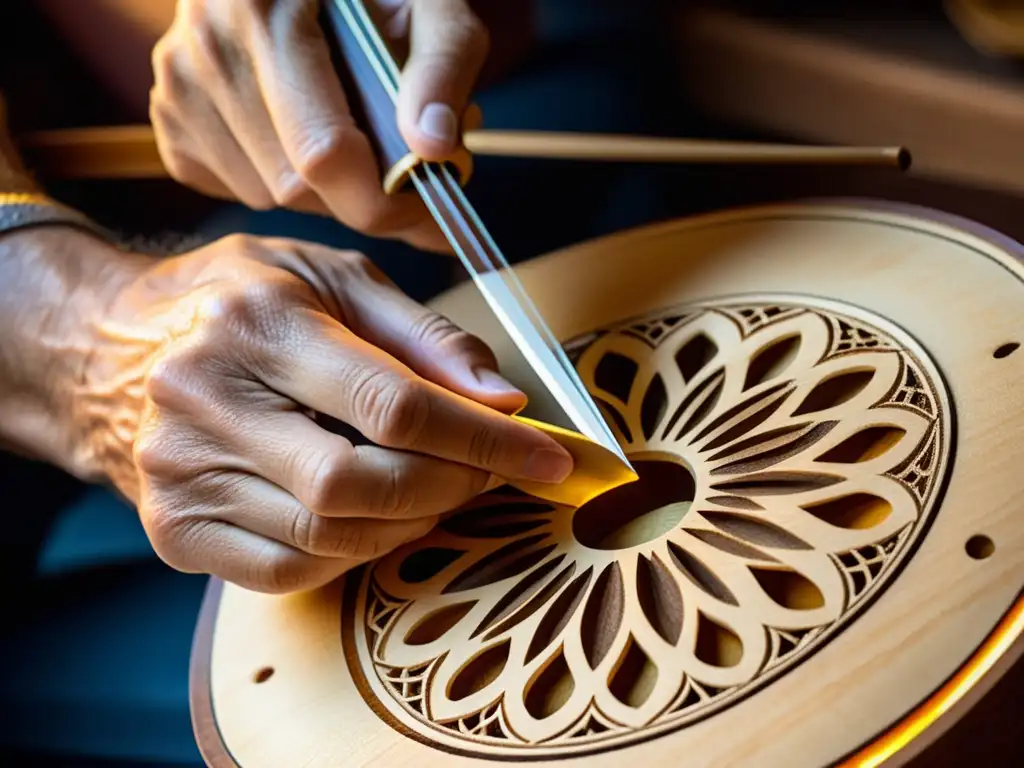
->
[303, 448, 353, 514]
[366, 378, 432, 448]
[145, 353, 200, 412]
[268, 174, 308, 209]
[290, 126, 345, 185]
[158, 147, 198, 187]
[458, 15, 491, 62]
[254, 549, 314, 594]
[468, 425, 509, 469]
[140, 500, 194, 571]
[372, 461, 416, 519]
[407, 311, 461, 347]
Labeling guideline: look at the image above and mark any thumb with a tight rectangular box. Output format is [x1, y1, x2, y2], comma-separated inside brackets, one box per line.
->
[323, 247, 526, 414]
[396, 0, 490, 160]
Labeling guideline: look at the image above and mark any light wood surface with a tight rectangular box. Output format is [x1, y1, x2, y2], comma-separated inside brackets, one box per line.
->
[675, 6, 1024, 197]
[193, 200, 1024, 767]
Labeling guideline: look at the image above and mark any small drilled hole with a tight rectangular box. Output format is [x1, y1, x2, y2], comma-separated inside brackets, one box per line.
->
[252, 667, 274, 684]
[965, 535, 995, 560]
[994, 343, 1019, 359]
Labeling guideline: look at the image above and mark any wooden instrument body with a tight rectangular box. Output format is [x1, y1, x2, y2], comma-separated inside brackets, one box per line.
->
[190, 200, 1023, 767]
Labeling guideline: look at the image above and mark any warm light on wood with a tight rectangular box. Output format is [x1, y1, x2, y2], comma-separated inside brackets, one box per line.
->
[189, 201, 1024, 767]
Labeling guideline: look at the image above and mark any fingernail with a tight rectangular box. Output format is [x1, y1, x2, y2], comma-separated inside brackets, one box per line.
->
[472, 366, 524, 397]
[522, 448, 574, 484]
[418, 102, 458, 145]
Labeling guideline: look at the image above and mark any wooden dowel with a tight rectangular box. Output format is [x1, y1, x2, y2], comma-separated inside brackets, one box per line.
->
[464, 130, 911, 169]
[16, 123, 911, 181]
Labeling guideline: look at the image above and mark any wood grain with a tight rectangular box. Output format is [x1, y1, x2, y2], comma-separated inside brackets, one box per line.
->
[189, 200, 1024, 767]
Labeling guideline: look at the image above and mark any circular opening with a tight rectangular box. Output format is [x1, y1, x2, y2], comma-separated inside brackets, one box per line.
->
[994, 342, 1019, 359]
[572, 458, 695, 550]
[965, 535, 995, 560]
[252, 666, 275, 684]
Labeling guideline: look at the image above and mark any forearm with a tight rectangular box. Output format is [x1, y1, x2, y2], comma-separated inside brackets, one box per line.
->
[0, 96, 150, 480]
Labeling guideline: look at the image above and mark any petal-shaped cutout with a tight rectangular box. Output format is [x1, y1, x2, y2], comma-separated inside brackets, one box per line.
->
[399, 548, 466, 584]
[636, 554, 684, 644]
[444, 535, 554, 594]
[701, 510, 813, 550]
[608, 636, 658, 708]
[694, 381, 793, 448]
[483, 562, 576, 642]
[675, 333, 718, 381]
[593, 351, 638, 402]
[581, 562, 625, 668]
[744, 334, 801, 390]
[667, 541, 737, 605]
[448, 639, 510, 701]
[471, 556, 566, 639]
[803, 493, 892, 530]
[708, 422, 813, 462]
[686, 529, 778, 562]
[525, 568, 593, 664]
[664, 368, 725, 440]
[525, 646, 575, 719]
[710, 471, 843, 496]
[750, 566, 825, 610]
[706, 495, 764, 511]
[816, 426, 906, 463]
[793, 369, 874, 416]
[694, 613, 743, 668]
[440, 501, 553, 538]
[405, 601, 476, 645]
[710, 422, 837, 475]
[641, 373, 668, 440]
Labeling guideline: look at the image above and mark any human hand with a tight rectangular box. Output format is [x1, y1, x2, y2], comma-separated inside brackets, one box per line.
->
[76, 234, 573, 593]
[150, 0, 490, 253]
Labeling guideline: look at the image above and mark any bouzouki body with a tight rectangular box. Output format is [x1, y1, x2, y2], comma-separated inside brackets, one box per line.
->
[190, 199, 1024, 767]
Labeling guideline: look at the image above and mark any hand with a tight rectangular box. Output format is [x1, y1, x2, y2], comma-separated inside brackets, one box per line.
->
[150, 0, 490, 252]
[77, 234, 573, 593]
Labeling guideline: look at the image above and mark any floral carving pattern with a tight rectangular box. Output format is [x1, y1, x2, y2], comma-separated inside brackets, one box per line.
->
[342, 299, 952, 759]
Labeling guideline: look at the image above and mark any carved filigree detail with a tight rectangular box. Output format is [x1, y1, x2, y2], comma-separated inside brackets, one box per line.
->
[344, 299, 952, 759]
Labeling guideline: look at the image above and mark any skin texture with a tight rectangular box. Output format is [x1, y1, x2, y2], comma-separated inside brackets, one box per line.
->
[149, 0, 501, 253]
[0, 0, 573, 594]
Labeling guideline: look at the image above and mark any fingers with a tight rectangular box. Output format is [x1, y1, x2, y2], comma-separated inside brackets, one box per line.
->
[325, 250, 527, 413]
[246, 5, 452, 252]
[397, 0, 490, 159]
[246, 307, 572, 485]
[150, 1, 452, 252]
[215, 407, 494, 520]
[146, 510, 362, 594]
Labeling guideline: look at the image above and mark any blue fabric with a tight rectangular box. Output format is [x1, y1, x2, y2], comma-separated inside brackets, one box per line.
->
[0, 3, 683, 764]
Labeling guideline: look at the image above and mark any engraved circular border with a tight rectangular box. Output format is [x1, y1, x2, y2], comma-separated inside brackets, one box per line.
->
[341, 293, 955, 760]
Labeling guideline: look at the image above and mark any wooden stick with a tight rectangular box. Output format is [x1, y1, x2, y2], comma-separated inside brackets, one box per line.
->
[16, 123, 910, 181]
[464, 129, 910, 169]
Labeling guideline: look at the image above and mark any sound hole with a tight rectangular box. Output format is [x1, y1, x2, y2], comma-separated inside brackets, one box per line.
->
[572, 459, 696, 550]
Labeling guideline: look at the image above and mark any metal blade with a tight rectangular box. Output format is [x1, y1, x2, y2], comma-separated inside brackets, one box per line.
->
[411, 164, 632, 470]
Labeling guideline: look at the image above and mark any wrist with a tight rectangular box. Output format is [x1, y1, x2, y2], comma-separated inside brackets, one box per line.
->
[0, 226, 153, 482]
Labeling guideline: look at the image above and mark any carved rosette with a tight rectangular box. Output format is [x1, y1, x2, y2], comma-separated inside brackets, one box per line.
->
[342, 298, 952, 759]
